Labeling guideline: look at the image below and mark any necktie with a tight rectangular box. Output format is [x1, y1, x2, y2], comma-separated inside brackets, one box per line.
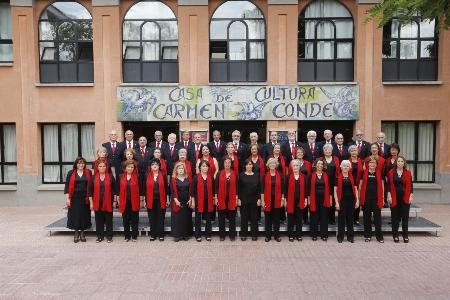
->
[112, 143, 116, 154]
[234, 143, 238, 153]
[184, 141, 188, 149]
[357, 142, 362, 152]
[195, 145, 199, 159]
[310, 143, 314, 154]
[140, 148, 144, 158]
[157, 142, 160, 149]
[379, 143, 384, 154]
[170, 146, 174, 157]
[339, 146, 343, 156]
[128, 142, 131, 149]
[216, 142, 220, 151]
[291, 143, 296, 158]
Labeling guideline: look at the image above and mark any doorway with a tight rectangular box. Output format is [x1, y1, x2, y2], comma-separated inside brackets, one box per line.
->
[209, 121, 266, 144]
[123, 121, 180, 142]
[297, 121, 354, 144]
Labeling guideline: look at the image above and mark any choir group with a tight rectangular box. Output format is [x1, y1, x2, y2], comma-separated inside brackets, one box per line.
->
[64, 128, 413, 244]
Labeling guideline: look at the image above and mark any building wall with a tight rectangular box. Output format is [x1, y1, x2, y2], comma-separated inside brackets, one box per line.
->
[0, 0, 449, 205]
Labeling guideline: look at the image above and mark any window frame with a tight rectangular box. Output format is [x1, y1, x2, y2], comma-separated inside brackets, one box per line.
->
[38, 1, 94, 83]
[209, 0, 267, 83]
[122, 1, 179, 83]
[0, 124, 17, 185]
[41, 123, 95, 184]
[298, 0, 354, 82]
[0, 0, 13, 63]
[381, 121, 436, 183]
[382, 16, 438, 81]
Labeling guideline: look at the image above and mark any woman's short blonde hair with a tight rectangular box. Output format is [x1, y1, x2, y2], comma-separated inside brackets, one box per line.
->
[172, 161, 187, 178]
[266, 157, 279, 168]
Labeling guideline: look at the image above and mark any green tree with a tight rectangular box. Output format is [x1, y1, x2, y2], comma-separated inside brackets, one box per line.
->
[366, 0, 450, 29]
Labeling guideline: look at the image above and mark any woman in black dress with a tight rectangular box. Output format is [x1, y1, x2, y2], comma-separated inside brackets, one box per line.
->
[359, 157, 384, 243]
[215, 157, 238, 241]
[248, 144, 264, 224]
[191, 160, 215, 242]
[170, 162, 193, 242]
[64, 157, 92, 243]
[238, 159, 261, 241]
[285, 159, 307, 242]
[309, 158, 331, 241]
[334, 160, 359, 243]
[387, 156, 413, 243]
[261, 157, 285, 242]
[348, 145, 363, 226]
[144, 159, 168, 241]
[322, 143, 340, 225]
[89, 159, 116, 243]
[117, 160, 143, 242]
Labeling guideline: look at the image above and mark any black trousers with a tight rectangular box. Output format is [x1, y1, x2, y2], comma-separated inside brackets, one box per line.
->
[353, 206, 361, 223]
[240, 202, 258, 238]
[218, 210, 236, 239]
[287, 208, 303, 238]
[147, 206, 166, 238]
[95, 211, 113, 239]
[303, 204, 309, 224]
[279, 207, 286, 222]
[329, 194, 336, 224]
[363, 198, 383, 240]
[337, 200, 355, 241]
[310, 198, 329, 239]
[122, 210, 139, 239]
[195, 210, 212, 238]
[264, 208, 280, 239]
[391, 201, 410, 238]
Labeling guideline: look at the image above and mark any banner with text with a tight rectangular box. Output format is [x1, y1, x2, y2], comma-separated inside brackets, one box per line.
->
[117, 84, 359, 121]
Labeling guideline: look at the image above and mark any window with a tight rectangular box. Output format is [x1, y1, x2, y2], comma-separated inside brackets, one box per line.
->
[382, 15, 438, 81]
[0, 1, 13, 63]
[298, 0, 354, 82]
[42, 123, 95, 183]
[210, 0, 266, 82]
[122, 1, 179, 83]
[38, 1, 93, 83]
[0, 124, 16, 184]
[381, 121, 436, 183]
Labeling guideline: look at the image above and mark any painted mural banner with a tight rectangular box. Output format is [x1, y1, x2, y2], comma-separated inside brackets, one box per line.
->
[117, 84, 359, 121]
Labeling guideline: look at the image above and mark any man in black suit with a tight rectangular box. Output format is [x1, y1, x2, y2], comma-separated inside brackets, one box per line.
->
[333, 133, 350, 162]
[119, 130, 138, 160]
[348, 129, 370, 159]
[261, 131, 278, 162]
[303, 130, 321, 163]
[149, 130, 169, 154]
[176, 130, 194, 154]
[376, 132, 390, 158]
[231, 130, 247, 168]
[102, 129, 125, 178]
[282, 130, 300, 166]
[248, 132, 263, 152]
[208, 130, 226, 162]
[135, 136, 152, 184]
[188, 132, 203, 172]
[163, 133, 181, 175]
[320, 129, 336, 151]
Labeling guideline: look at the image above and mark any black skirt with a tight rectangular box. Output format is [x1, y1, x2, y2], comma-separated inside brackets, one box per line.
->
[67, 191, 92, 230]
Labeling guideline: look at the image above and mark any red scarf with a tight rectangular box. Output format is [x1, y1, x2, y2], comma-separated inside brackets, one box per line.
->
[160, 158, 167, 178]
[146, 171, 166, 209]
[272, 155, 286, 179]
[230, 154, 239, 177]
[385, 156, 396, 175]
[365, 156, 385, 175]
[359, 169, 383, 209]
[286, 173, 306, 213]
[349, 157, 364, 187]
[253, 155, 265, 182]
[119, 173, 140, 213]
[171, 177, 191, 213]
[196, 174, 214, 213]
[217, 170, 237, 211]
[388, 169, 412, 208]
[288, 160, 312, 177]
[92, 172, 112, 212]
[204, 155, 216, 177]
[67, 169, 91, 208]
[336, 173, 357, 209]
[263, 171, 282, 212]
[309, 172, 330, 212]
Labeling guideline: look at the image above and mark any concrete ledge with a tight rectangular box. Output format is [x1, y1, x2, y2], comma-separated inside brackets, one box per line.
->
[414, 183, 442, 190]
[0, 185, 17, 191]
[178, 0, 208, 5]
[209, 82, 268, 86]
[35, 83, 94, 87]
[120, 83, 179, 87]
[92, 0, 119, 6]
[10, 0, 34, 7]
[38, 184, 64, 191]
[268, 0, 298, 4]
[383, 81, 443, 85]
[0, 63, 13, 67]
[298, 81, 358, 86]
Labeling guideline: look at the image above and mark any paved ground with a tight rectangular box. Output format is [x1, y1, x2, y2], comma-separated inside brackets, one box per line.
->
[0, 204, 449, 299]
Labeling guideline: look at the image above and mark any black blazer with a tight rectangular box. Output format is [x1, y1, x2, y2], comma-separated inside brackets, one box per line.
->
[102, 141, 125, 170]
[302, 142, 322, 163]
[188, 143, 203, 171]
[207, 140, 227, 160]
[148, 140, 169, 152]
[261, 142, 276, 162]
[135, 146, 153, 175]
[176, 140, 194, 155]
[281, 141, 300, 165]
[234, 142, 248, 164]
[332, 144, 350, 162]
[119, 140, 139, 159]
[348, 140, 370, 160]
[162, 143, 182, 174]
[377, 142, 390, 159]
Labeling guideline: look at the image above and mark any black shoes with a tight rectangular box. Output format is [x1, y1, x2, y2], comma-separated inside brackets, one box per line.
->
[241, 237, 247, 241]
[403, 237, 409, 243]
[74, 231, 80, 243]
[220, 237, 225, 241]
[393, 236, 400, 243]
[289, 237, 294, 242]
[265, 237, 271, 242]
[80, 231, 86, 242]
[95, 237, 104, 243]
[252, 237, 258, 241]
[149, 236, 156, 241]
